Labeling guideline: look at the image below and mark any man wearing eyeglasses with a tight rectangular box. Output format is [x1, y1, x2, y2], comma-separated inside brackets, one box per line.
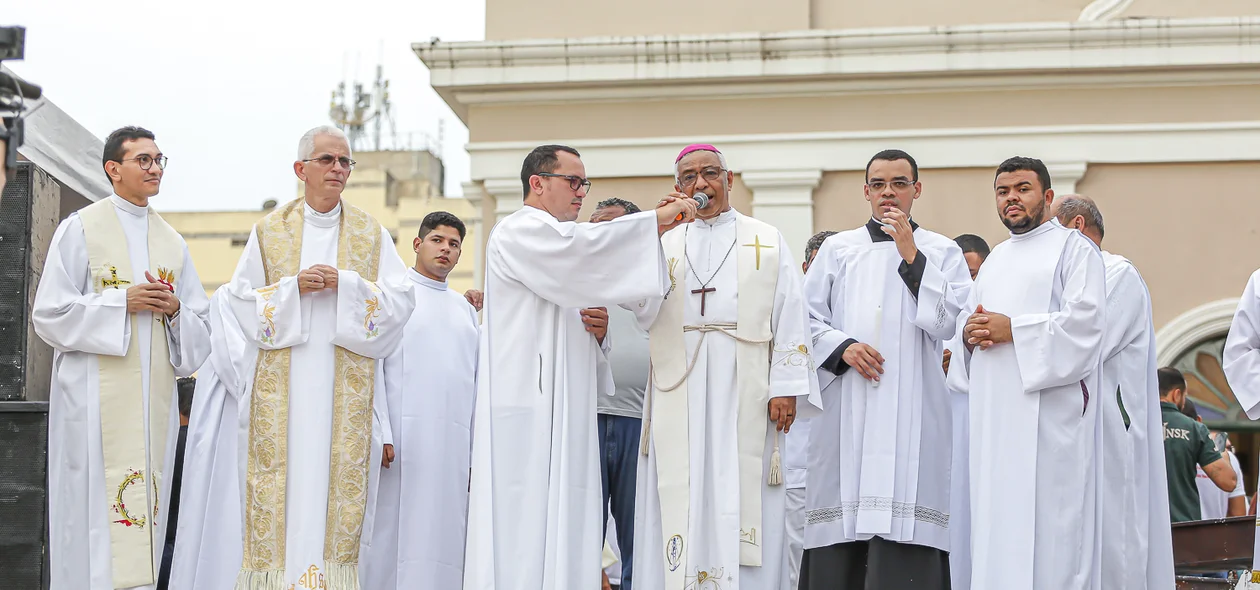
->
[464, 144, 698, 590]
[218, 125, 415, 589]
[634, 144, 821, 590]
[799, 149, 971, 590]
[33, 125, 213, 590]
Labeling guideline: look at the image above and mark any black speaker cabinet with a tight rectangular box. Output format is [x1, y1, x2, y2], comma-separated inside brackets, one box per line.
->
[0, 401, 49, 589]
[0, 162, 59, 402]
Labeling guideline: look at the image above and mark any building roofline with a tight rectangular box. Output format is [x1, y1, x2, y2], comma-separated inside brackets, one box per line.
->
[414, 17, 1260, 122]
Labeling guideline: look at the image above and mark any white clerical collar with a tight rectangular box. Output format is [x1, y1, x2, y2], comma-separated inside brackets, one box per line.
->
[109, 194, 149, 218]
[1009, 217, 1061, 241]
[700, 208, 737, 227]
[407, 267, 448, 291]
[304, 200, 342, 228]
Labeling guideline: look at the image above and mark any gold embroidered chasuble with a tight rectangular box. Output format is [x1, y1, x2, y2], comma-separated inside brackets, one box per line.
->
[646, 213, 783, 590]
[237, 198, 382, 590]
[78, 197, 184, 589]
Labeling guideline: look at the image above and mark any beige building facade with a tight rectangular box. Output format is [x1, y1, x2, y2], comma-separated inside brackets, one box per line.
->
[416, 5, 1260, 429]
[163, 149, 479, 296]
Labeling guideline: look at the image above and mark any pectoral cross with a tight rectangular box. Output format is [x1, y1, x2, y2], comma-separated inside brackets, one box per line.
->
[692, 286, 716, 316]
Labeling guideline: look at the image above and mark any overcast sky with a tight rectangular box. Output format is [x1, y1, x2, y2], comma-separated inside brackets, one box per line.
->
[8, 0, 485, 211]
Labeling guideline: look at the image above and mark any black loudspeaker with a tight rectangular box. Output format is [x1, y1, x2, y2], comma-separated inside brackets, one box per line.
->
[0, 401, 49, 590]
[0, 161, 59, 402]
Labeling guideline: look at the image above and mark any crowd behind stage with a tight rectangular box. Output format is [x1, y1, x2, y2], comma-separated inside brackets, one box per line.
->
[32, 124, 1260, 590]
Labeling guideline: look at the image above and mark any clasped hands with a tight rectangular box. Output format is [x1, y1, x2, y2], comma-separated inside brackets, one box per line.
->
[963, 304, 1012, 351]
[126, 270, 180, 317]
[297, 264, 340, 295]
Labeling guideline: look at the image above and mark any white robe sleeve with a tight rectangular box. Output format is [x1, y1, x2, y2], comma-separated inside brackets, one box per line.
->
[946, 287, 979, 395]
[1224, 270, 1260, 419]
[164, 243, 212, 377]
[804, 235, 855, 362]
[331, 226, 416, 359]
[207, 287, 253, 397]
[1010, 237, 1107, 394]
[1101, 266, 1145, 363]
[226, 227, 309, 350]
[495, 210, 668, 308]
[770, 233, 823, 416]
[906, 244, 971, 342]
[379, 347, 400, 447]
[32, 216, 130, 356]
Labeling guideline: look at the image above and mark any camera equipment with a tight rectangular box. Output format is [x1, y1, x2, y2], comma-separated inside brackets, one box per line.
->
[0, 27, 44, 180]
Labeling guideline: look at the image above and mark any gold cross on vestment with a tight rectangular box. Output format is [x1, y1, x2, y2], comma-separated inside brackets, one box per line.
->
[101, 266, 131, 289]
[743, 235, 774, 270]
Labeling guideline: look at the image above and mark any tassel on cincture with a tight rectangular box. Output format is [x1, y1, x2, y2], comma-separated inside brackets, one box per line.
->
[641, 418, 651, 457]
[767, 431, 783, 486]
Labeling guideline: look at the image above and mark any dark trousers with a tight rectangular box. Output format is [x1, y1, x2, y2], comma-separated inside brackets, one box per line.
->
[799, 537, 951, 590]
[599, 414, 641, 590]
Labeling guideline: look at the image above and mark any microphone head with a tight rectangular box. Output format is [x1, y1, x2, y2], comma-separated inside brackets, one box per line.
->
[692, 192, 710, 209]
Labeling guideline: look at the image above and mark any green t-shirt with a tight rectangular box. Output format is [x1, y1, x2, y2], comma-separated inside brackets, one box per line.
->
[1162, 401, 1225, 522]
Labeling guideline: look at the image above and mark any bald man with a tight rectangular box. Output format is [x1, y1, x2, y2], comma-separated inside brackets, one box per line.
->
[1052, 194, 1174, 590]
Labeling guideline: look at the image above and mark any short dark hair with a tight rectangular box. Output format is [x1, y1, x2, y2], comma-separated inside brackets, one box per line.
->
[418, 211, 466, 240]
[995, 156, 1052, 192]
[595, 197, 641, 215]
[805, 230, 838, 261]
[177, 377, 196, 419]
[1180, 399, 1200, 422]
[1158, 367, 1186, 397]
[865, 149, 918, 182]
[954, 234, 991, 259]
[102, 126, 156, 180]
[521, 145, 581, 197]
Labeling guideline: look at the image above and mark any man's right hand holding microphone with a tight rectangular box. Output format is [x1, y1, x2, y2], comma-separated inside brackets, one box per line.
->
[655, 192, 701, 235]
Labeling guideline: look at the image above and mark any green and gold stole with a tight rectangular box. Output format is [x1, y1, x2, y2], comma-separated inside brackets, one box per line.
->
[79, 197, 184, 589]
[237, 197, 382, 590]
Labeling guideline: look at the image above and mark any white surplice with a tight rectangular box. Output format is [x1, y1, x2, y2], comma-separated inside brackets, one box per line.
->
[802, 224, 971, 552]
[169, 286, 253, 590]
[1221, 268, 1260, 576]
[464, 206, 670, 590]
[226, 201, 413, 588]
[363, 269, 479, 590]
[1097, 251, 1174, 590]
[33, 195, 212, 590]
[1224, 268, 1260, 420]
[947, 220, 1106, 590]
[634, 209, 822, 590]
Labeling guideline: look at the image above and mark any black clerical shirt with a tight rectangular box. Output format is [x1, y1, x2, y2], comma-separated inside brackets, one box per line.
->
[818, 217, 926, 375]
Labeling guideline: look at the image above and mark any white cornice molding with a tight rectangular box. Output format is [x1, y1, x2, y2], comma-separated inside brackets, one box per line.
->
[1156, 298, 1241, 367]
[1078, 0, 1135, 22]
[416, 18, 1260, 120]
[1046, 162, 1089, 195]
[742, 170, 824, 191]
[466, 121, 1260, 182]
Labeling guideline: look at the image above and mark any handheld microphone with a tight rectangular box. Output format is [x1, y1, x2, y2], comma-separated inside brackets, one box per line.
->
[675, 192, 710, 221]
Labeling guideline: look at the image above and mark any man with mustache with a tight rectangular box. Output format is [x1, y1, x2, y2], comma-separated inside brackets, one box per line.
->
[634, 144, 821, 590]
[1052, 194, 1175, 590]
[947, 156, 1107, 590]
[465, 145, 698, 590]
[799, 150, 971, 590]
[33, 126, 212, 590]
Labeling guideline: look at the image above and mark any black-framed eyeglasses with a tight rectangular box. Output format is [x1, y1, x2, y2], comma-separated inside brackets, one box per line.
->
[537, 172, 592, 192]
[118, 154, 168, 171]
[866, 179, 916, 192]
[678, 167, 725, 188]
[302, 154, 356, 170]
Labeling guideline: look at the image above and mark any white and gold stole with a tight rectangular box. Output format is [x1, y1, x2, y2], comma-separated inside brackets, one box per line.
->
[79, 197, 184, 589]
[647, 213, 779, 589]
[237, 197, 381, 590]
